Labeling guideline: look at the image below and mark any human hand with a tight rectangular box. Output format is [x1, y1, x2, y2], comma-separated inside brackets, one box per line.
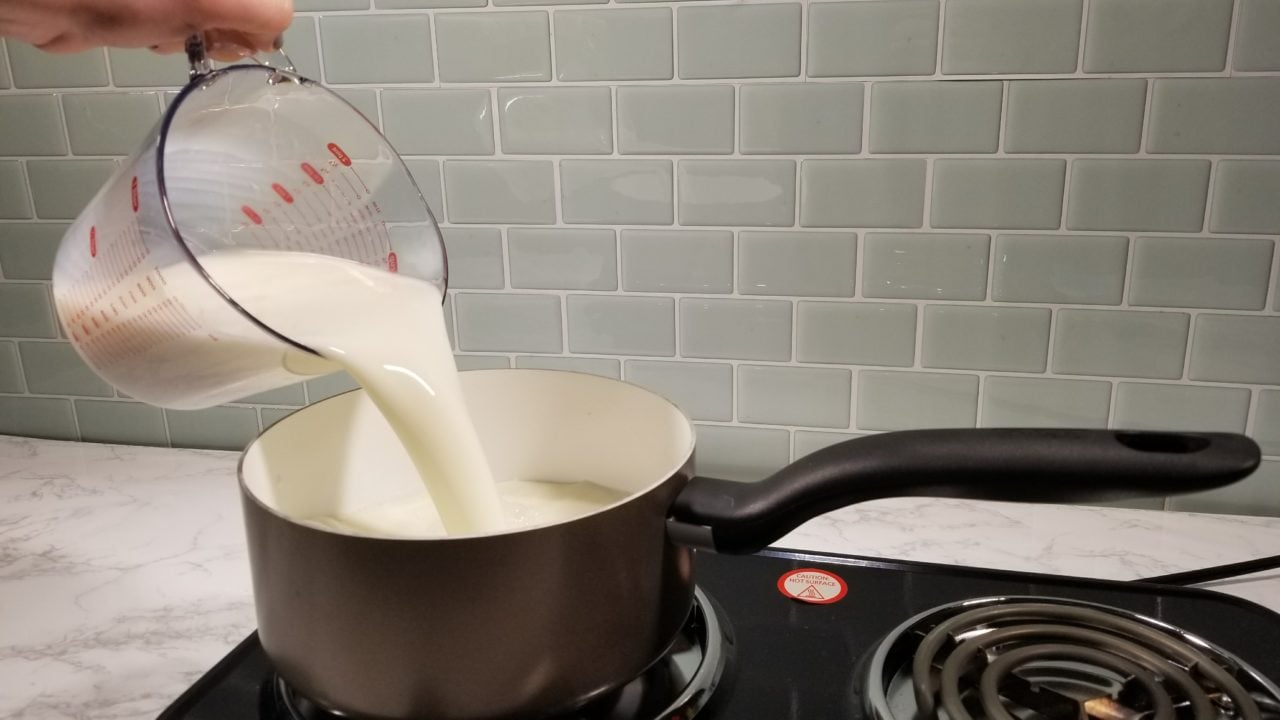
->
[0, 0, 293, 60]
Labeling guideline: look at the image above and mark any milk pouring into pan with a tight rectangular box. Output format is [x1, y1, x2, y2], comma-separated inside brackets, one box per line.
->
[48, 35, 559, 535]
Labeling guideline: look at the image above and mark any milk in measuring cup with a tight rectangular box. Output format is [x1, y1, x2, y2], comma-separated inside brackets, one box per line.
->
[193, 250, 626, 537]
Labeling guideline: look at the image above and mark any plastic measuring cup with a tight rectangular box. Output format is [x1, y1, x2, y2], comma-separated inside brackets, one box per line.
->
[51, 36, 446, 410]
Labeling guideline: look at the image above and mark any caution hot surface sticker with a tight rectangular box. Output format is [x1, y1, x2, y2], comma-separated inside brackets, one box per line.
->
[777, 568, 848, 605]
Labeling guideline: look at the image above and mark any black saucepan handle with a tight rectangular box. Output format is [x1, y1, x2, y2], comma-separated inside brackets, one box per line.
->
[666, 429, 1261, 554]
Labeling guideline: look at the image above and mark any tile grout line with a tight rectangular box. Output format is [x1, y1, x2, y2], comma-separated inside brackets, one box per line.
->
[1223, 0, 1243, 76]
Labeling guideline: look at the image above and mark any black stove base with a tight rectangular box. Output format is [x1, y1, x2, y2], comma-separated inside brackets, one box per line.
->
[160, 550, 1280, 720]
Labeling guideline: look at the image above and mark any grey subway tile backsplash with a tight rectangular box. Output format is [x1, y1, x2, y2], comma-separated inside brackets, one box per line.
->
[567, 295, 675, 356]
[693, 424, 790, 482]
[1254, 391, 1280, 456]
[319, 14, 434, 84]
[454, 355, 512, 370]
[2, 0, 1279, 509]
[75, 400, 168, 446]
[794, 431, 862, 459]
[7, 44, 107, 88]
[18, 341, 111, 397]
[0, 396, 77, 441]
[739, 84, 862, 155]
[0, 95, 67, 156]
[1114, 383, 1250, 433]
[931, 159, 1065, 230]
[402, 158, 445, 217]
[300, 0, 369, 9]
[681, 298, 792, 361]
[1129, 237, 1274, 311]
[738, 232, 855, 298]
[240, 384, 306, 406]
[282, 17, 322, 81]
[443, 161, 555, 224]
[514, 356, 620, 379]
[620, 230, 733, 294]
[376, 0, 480, 7]
[455, 293, 562, 353]
[499, 87, 612, 155]
[922, 306, 1051, 373]
[260, 408, 294, 431]
[0, 161, 31, 219]
[1188, 315, 1280, 385]
[61, 93, 160, 156]
[1053, 310, 1190, 380]
[509, 228, 617, 290]
[1234, 0, 1280, 71]
[554, 9, 673, 82]
[981, 377, 1111, 429]
[306, 372, 359, 402]
[164, 406, 260, 451]
[796, 301, 916, 367]
[677, 161, 795, 227]
[617, 86, 733, 155]
[1168, 460, 1280, 517]
[1066, 160, 1210, 232]
[25, 160, 116, 220]
[991, 234, 1128, 306]
[677, 4, 801, 80]
[942, 0, 1082, 75]
[1211, 161, 1280, 235]
[106, 49, 188, 88]
[857, 371, 979, 431]
[807, 1, 939, 78]
[435, 11, 550, 83]
[441, 228, 504, 289]
[1004, 80, 1146, 154]
[1083, 0, 1233, 73]
[0, 342, 22, 392]
[1148, 79, 1280, 155]
[624, 360, 732, 421]
[869, 81, 1002, 154]
[800, 159, 925, 230]
[560, 160, 673, 225]
[737, 365, 851, 429]
[0, 222, 67, 280]
[0, 284, 57, 338]
[862, 233, 990, 301]
[382, 90, 494, 155]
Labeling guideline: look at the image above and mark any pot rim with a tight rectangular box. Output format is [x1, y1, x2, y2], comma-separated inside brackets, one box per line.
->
[236, 368, 699, 543]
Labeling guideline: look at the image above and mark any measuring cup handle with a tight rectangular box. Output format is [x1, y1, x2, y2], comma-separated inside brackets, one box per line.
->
[186, 34, 213, 80]
[185, 33, 297, 81]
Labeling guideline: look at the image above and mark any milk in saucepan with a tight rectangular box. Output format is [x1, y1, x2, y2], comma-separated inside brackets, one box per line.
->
[194, 250, 624, 537]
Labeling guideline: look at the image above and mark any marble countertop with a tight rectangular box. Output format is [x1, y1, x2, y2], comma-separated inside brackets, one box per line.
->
[3, 434, 1280, 719]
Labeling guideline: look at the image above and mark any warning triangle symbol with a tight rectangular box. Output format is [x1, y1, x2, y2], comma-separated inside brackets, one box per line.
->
[797, 584, 826, 600]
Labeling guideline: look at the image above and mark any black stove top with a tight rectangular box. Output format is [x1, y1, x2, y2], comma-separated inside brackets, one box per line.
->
[160, 549, 1280, 720]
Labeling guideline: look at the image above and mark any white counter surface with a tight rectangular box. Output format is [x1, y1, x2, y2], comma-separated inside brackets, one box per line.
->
[2, 434, 1279, 719]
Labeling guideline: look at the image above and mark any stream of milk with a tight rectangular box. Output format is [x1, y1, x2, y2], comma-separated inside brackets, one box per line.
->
[198, 250, 623, 537]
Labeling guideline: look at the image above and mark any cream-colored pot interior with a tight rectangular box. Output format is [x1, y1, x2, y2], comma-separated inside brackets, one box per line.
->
[240, 369, 696, 536]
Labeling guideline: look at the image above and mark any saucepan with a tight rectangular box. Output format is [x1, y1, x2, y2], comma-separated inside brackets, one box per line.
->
[239, 369, 1260, 720]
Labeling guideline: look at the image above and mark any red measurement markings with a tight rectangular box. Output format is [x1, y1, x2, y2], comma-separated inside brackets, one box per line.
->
[242, 205, 264, 225]
[272, 183, 295, 204]
[302, 162, 324, 185]
[130, 176, 139, 212]
[67, 224, 150, 327]
[90, 226, 97, 257]
[335, 171, 362, 206]
[327, 142, 351, 167]
[83, 295, 200, 367]
[387, 252, 399, 273]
